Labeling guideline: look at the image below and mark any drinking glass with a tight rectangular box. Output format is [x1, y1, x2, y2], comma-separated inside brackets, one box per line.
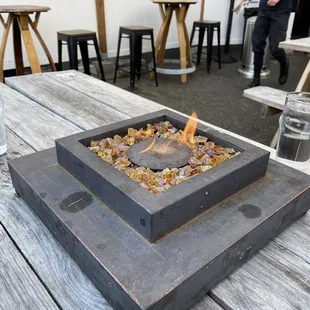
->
[276, 92, 310, 170]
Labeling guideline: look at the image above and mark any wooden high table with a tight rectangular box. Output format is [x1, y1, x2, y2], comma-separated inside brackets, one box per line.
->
[0, 5, 56, 82]
[1, 70, 310, 309]
[152, 0, 197, 84]
[280, 37, 310, 92]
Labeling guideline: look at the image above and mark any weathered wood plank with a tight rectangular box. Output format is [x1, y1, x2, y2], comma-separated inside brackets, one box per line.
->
[243, 86, 287, 112]
[0, 127, 35, 187]
[0, 83, 82, 151]
[0, 188, 113, 310]
[279, 37, 310, 53]
[274, 212, 310, 265]
[44, 70, 164, 117]
[193, 295, 224, 310]
[5, 73, 129, 130]
[0, 224, 59, 310]
[211, 240, 310, 310]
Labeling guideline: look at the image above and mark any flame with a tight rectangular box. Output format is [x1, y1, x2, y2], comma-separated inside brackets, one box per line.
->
[180, 112, 198, 145]
[139, 138, 156, 153]
[139, 112, 198, 153]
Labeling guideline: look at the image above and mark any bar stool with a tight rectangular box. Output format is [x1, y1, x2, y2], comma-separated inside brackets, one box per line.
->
[113, 26, 158, 89]
[0, 5, 56, 82]
[57, 29, 105, 81]
[190, 21, 221, 74]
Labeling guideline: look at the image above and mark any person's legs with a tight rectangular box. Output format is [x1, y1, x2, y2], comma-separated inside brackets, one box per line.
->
[246, 11, 270, 89]
[269, 10, 290, 84]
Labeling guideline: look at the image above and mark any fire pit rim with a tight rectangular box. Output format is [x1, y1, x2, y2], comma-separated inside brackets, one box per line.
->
[55, 109, 270, 242]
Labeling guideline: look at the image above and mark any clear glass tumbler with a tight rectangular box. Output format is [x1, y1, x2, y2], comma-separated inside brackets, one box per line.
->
[0, 94, 6, 155]
[276, 92, 310, 169]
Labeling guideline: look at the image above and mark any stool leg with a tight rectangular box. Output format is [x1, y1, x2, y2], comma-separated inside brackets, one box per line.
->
[129, 33, 136, 89]
[0, 14, 13, 82]
[190, 25, 195, 47]
[113, 31, 122, 84]
[93, 36, 105, 81]
[197, 28, 205, 66]
[150, 32, 159, 87]
[79, 41, 90, 75]
[217, 25, 221, 70]
[135, 35, 142, 80]
[18, 14, 41, 74]
[206, 25, 214, 74]
[67, 38, 78, 70]
[58, 40, 62, 71]
[28, 15, 56, 71]
[13, 17, 24, 76]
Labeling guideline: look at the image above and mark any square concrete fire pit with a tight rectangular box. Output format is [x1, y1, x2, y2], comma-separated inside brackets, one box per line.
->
[9, 109, 310, 310]
[55, 110, 270, 242]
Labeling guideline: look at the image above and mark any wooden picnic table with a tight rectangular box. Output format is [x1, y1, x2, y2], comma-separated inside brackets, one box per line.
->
[1, 70, 310, 310]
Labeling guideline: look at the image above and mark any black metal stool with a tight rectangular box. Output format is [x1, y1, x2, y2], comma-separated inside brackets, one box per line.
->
[57, 29, 105, 81]
[190, 21, 221, 74]
[113, 26, 158, 89]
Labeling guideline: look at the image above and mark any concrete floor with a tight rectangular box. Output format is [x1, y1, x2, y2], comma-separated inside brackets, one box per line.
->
[110, 49, 308, 146]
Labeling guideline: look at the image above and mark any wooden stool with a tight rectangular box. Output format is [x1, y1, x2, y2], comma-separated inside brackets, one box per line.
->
[152, 0, 197, 84]
[190, 21, 221, 73]
[57, 30, 105, 81]
[113, 26, 158, 89]
[0, 5, 56, 82]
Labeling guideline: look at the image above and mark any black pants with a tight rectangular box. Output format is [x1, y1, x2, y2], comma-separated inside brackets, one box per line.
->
[252, 10, 290, 75]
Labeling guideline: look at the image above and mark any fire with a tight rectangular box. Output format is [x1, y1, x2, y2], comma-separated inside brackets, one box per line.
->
[139, 112, 198, 153]
[180, 112, 198, 145]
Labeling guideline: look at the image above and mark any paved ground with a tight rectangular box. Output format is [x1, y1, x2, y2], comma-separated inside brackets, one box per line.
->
[111, 49, 308, 146]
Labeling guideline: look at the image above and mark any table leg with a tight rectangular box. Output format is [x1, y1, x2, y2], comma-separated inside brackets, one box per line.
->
[296, 59, 310, 92]
[149, 4, 172, 81]
[176, 5, 188, 83]
[157, 6, 173, 67]
[17, 14, 41, 74]
[0, 14, 13, 82]
[28, 14, 57, 72]
[183, 5, 192, 68]
[13, 17, 24, 76]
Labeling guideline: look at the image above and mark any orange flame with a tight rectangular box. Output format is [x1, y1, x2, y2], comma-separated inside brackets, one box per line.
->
[139, 138, 156, 153]
[180, 112, 198, 144]
[139, 112, 198, 153]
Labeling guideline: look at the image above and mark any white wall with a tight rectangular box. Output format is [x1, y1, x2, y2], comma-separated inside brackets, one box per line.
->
[0, 0, 269, 70]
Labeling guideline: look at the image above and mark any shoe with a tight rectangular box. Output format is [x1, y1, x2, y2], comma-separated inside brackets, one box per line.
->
[244, 76, 260, 90]
[279, 57, 289, 85]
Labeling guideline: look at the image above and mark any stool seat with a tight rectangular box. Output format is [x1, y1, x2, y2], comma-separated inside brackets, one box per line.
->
[58, 29, 105, 81]
[0, 5, 50, 13]
[57, 30, 96, 37]
[120, 26, 153, 31]
[120, 26, 154, 36]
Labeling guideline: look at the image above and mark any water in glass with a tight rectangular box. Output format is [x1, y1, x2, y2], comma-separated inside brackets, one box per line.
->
[276, 92, 310, 169]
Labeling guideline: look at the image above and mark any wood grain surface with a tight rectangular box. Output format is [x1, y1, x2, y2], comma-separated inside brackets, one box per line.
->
[45, 70, 163, 116]
[0, 224, 58, 310]
[0, 83, 81, 150]
[5, 73, 128, 130]
[0, 5, 50, 13]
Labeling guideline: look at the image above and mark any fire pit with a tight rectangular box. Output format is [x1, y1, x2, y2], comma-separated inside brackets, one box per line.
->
[8, 109, 310, 310]
[55, 110, 268, 242]
[88, 115, 241, 194]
